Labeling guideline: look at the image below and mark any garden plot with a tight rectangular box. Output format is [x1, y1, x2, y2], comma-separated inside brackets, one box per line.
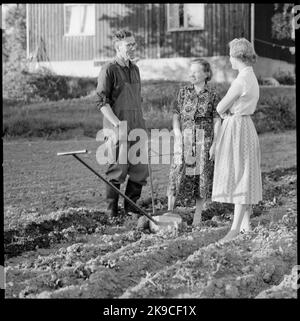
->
[4, 166, 297, 299]
[122, 215, 296, 298]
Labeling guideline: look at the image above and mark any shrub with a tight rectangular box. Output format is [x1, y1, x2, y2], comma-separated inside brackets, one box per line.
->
[257, 77, 280, 86]
[273, 70, 295, 85]
[2, 5, 35, 102]
[253, 94, 296, 133]
[2, 61, 39, 103]
[141, 81, 229, 113]
[2, 82, 295, 139]
[26, 68, 70, 101]
[3, 66, 98, 103]
[253, 85, 295, 133]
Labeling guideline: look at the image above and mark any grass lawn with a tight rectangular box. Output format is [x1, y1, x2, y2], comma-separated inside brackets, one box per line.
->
[258, 130, 297, 172]
[3, 84, 295, 139]
[3, 130, 296, 226]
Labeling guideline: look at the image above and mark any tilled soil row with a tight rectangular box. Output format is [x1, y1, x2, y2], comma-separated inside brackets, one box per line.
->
[4, 207, 130, 258]
[4, 167, 296, 259]
[256, 268, 298, 298]
[5, 228, 143, 298]
[6, 226, 229, 298]
[121, 214, 297, 298]
[4, 166, 297, 298]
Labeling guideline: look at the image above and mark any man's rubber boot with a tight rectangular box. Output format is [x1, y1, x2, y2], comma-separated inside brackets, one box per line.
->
[124, 180, 143, 216]
[106, 182, 120, 217]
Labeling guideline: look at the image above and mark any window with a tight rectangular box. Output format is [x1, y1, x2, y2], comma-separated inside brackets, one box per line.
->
[64, 4, 95, 36]
[167, 3, 205, 31]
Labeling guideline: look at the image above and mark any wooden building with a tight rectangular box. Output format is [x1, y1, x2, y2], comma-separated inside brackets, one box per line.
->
[26, 3, 295, 79]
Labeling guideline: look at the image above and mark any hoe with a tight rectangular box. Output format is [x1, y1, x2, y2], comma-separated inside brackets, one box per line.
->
[57, 150, 182, 232]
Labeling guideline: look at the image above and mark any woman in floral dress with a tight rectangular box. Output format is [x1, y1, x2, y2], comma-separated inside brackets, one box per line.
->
[167, 58, 221, 226]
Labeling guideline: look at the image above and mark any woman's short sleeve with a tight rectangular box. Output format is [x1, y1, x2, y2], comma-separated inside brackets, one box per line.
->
[172, 88, 185, 115]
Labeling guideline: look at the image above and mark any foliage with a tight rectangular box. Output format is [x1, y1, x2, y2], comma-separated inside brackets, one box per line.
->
[2, 4, 35, 102]
[272, 4, 295, 40]
[272, 70, 296, 85]
[28, 71, 98, 101]
[2, 4, 27, 63]
[3, 68, 38, 103]
[27, 68, 70, 101]
[257, 77, 279, 86]
[253, 97, 296, 134]
[4, 66, 99, 103]
[2, 81, 295, 139]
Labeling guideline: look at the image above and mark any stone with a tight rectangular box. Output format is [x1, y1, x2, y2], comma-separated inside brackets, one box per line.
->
[149, 213, 182, 234]
[136, 216, 150, 230]
[225, 284, 239, 298]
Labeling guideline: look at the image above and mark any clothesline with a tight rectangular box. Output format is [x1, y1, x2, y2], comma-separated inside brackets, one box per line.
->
[254, 38, 295, 49]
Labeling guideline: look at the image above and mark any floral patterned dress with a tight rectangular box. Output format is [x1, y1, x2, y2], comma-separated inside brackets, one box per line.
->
[167, 84, 220, 206]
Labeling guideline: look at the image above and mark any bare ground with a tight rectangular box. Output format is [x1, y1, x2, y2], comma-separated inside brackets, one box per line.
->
[3, 130, 297, 298]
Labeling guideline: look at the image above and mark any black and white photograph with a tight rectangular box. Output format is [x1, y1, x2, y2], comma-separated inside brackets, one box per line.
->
[2, 2, 298, 306]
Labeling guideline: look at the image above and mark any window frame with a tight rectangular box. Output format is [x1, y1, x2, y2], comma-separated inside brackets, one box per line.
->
[63, 3, 95, 37]
[167, 3, 205, 32]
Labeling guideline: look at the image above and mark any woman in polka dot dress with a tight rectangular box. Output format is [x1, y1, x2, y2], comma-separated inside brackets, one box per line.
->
[212, 38, 263, 242]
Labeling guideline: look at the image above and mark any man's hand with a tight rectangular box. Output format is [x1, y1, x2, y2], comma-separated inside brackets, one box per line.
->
[116, 121, 128, 142]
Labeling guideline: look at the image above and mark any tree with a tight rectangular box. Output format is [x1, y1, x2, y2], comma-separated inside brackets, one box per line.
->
[2, 4, 36, 102]
[3, 4, 27, 65]
[271, 3, 294, 40]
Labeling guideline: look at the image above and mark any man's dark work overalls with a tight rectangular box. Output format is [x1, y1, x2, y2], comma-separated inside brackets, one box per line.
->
[100, 59, 149, 216]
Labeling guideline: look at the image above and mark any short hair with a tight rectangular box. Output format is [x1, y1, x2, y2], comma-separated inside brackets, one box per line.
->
[112, 29, 133, 46]
[229, 38, 257, 65]
[190, 58, 213, 83]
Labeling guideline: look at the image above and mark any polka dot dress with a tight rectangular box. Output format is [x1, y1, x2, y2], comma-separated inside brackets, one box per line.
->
[212, 67, 262, 205]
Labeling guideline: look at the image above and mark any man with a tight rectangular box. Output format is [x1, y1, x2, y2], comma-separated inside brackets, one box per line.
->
[96, 29, 149, 218]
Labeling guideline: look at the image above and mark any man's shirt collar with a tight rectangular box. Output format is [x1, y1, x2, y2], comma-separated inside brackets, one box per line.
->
[115, 56, 132, 68]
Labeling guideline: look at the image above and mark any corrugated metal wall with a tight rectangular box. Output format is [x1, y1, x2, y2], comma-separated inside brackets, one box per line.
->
[95, 3, 250, 59]
[28, 3, 250, 61]
[28, 3, 94, 61]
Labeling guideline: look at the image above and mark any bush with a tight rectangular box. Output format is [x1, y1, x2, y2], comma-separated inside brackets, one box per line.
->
[141, 81, 229, 113]
[273, 70, 295, 85]
[2, 82, 295, 139]
[2, 4, 33, 102]
[26, 68, 70, 101]
[3, 62, 38, 103]
[253, 96, 296, 134]
[26, 68, 98, 101]
[257, 77, 280, 86]
[3, 67, 98, 103]
[141, 81, 184, 113]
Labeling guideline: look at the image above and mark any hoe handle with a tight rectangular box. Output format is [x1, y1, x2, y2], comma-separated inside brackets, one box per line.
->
[57, 150, 88, 156]
[69, 154, 159, 225]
